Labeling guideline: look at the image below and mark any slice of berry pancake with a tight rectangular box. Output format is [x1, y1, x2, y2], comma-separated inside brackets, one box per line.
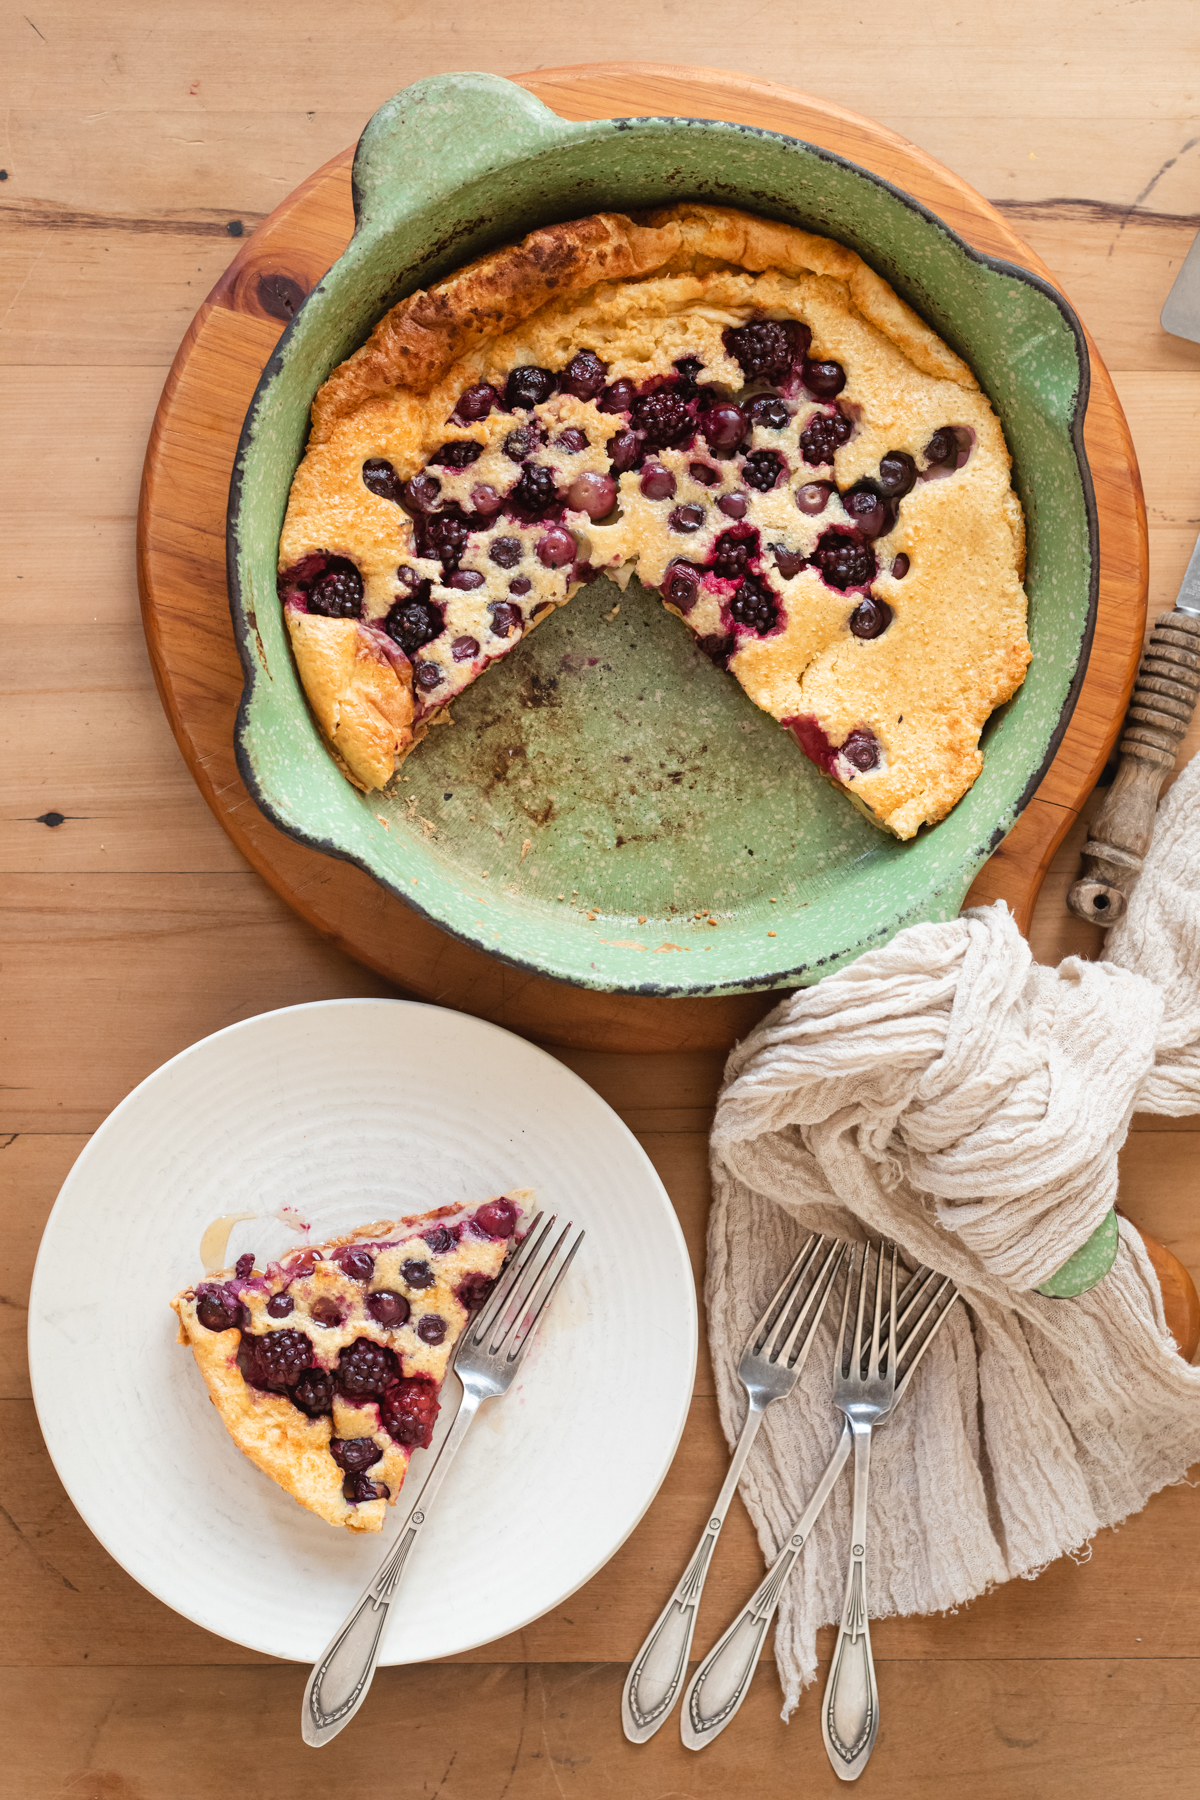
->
[172, 1195, 525, 1531]
[279, 202, 1030, 839]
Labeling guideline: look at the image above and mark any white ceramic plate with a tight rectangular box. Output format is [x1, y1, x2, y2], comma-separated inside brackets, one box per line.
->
[28, 999, 696, 1663]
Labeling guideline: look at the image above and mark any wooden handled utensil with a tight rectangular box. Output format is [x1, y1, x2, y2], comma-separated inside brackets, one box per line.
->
[1067, 532, 1200, 927]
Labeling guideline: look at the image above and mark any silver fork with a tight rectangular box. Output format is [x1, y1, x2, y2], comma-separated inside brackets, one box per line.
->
[621, 1233, 845, 1743]
[302, 1213, 583, 1747]
[680, 1262, 957, 1750]
[821, 1239, 900, 1781]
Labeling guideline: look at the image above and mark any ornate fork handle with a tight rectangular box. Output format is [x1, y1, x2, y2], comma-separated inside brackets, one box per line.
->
[621, 1402, 765, 1742]
[822, 1423, 878, 1780]
[681, 1421, 852, 1749]
[303, 1391, 481, 1746]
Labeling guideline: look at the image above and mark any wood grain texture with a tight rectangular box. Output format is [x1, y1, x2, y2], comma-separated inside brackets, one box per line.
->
[6, 7, 1200, 1796]
[135, 64, 1149, 1051]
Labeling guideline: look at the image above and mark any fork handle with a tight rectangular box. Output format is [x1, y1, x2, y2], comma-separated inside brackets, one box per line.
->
[681, 1420, 853, 1749]
[621, 1401, 766, 1743]
[822, 1424, 879, 1781]
[302, 1389, 482, 1747]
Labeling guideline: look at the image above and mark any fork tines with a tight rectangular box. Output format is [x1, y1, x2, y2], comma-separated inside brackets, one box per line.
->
[469, 1212, 584, 1361]
[752, 1233, 845, 1370]
[838, 1245, 957, 1396]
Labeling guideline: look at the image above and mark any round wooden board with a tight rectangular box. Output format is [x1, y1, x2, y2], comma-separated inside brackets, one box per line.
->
[137, 62, 1148, 1055]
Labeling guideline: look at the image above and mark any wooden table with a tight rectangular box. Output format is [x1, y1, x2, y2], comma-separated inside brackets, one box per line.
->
[4, 8, 1200, 1795]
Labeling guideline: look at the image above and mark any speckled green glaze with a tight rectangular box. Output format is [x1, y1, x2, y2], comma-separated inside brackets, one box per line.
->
[1036, 1209, 1120, 1297]
[228, 73, 1097, 999]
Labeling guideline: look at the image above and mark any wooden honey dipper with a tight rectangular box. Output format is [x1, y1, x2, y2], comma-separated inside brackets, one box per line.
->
[1068, 536, 1200, 926]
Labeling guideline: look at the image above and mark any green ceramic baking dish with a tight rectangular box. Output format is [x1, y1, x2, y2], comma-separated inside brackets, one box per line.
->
[227, 72, 1097, 998]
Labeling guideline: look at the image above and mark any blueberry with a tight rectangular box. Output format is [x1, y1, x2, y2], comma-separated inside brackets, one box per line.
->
[414, 662, 443, 692]
[430, 440, 482, 469]
[455, 383, 498, 421]
[662, 562, 701, 611]
[599, 378, 638, 414]
[670, 504, 706, 533]
[366, 1289, 410, 1328]
[567, 472, 617, 519]
[747, 394, 791, 431]
[417, 1314, 447, 1345]
[891, 554, 910, 579]
[771, 544, 807, 579]
[309, 1297, 343, 1328]
[446, 568, 485, 590]
[717, 492, 749, 520]
[503, 427, 540, 462]
[795, 481, 834, 516]
[558, 349, 607, 399]
[640, 464, 676, 501]
[848, 596, 893, 639]
[803, 359, 846, 398]
[401, 472, 442, 513]
[537, 527, 576, 568]
[841, 487, 892, 538]
[424, 1226, 457, 1254]
[362, 458, 405, 504]
[402, 1259, 435, 1290]
[266, 1292, 294, 1319]
[452, 634, 480, 662]
[878, 451, 917, 498]
[234, 1253, 254, 1280]
[195, 1282, 241, 1333]
[556, 427, 589, 454]
[338, 1248, 375, 1283]
[700, 402, 746, 453]
[607, 429, 641, 472]
[474, 1198, 518, 1238]
[925, 427, 961, 466]
[689, 462, 719, 486]
[840, 728, 881, 772]
[505, 366, 555, 411]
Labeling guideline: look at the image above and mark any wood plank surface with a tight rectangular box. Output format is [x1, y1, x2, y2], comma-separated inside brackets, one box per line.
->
[4, 5, 1200, 1797]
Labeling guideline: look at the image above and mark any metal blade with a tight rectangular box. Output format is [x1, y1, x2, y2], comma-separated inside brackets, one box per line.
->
[1174, 527, 1200, 617]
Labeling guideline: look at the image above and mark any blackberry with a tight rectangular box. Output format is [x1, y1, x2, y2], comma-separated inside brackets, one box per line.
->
[265, 1293, 294, 1319]
[489, 536, 523, 569]
[234, 1253, 255, 1280]
[505, 366, 555, 411]
[238, 1328, 313, 1392]
[414, 507, 471, 571]
[361, 457, 405, 504]
[712, 529, 757, 583]
[697, 632, 737, 668]
[812, 532, 876, 590]
[381, 1377, 440, 1449]
[328, 1437, 383, 1474]
[383, 589, 442, 655]
[800, 411, 853, 467]
[630, 388, 694, 448]
[742, 449, 785, 493]
[558, 349, 607, 399]
[509, 464, 559, 518]
[335, 1337, 400, 1398]
[430, 440, 482, 469]
[729, 575, 779, 635]
[724, 319, 805, 382]
[307, 560, 363, 619]
[747, 394, 791, 431]
[503, 426, 541, 462]
[291, 1367, 332, 1417]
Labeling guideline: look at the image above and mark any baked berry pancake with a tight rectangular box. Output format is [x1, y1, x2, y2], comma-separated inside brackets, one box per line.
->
[278, 203, 1030, 840]
[172, 1196, 525, 1531]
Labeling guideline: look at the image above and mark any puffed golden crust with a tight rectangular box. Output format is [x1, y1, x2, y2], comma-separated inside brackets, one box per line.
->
[283, 609, 415, 791]
[280, 203, 1030, 838]
[172, 1195, 529, 1532]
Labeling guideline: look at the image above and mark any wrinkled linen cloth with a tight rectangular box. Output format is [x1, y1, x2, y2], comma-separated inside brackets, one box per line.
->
[708, 749, 1200, 1716]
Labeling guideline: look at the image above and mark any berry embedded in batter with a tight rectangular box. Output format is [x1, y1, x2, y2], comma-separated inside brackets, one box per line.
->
[279, 205, 1031, 838]
[171, 1195, 528, 1532]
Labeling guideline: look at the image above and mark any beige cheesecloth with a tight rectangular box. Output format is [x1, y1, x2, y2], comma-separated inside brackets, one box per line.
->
[707, 749, 1200, 1716]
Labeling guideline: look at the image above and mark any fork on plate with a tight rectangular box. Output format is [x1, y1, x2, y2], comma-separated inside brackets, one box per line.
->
[681, 1254, 956, 1751]
[621, 1232, 846, 1743]
[302, 1213, 583, 1748]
